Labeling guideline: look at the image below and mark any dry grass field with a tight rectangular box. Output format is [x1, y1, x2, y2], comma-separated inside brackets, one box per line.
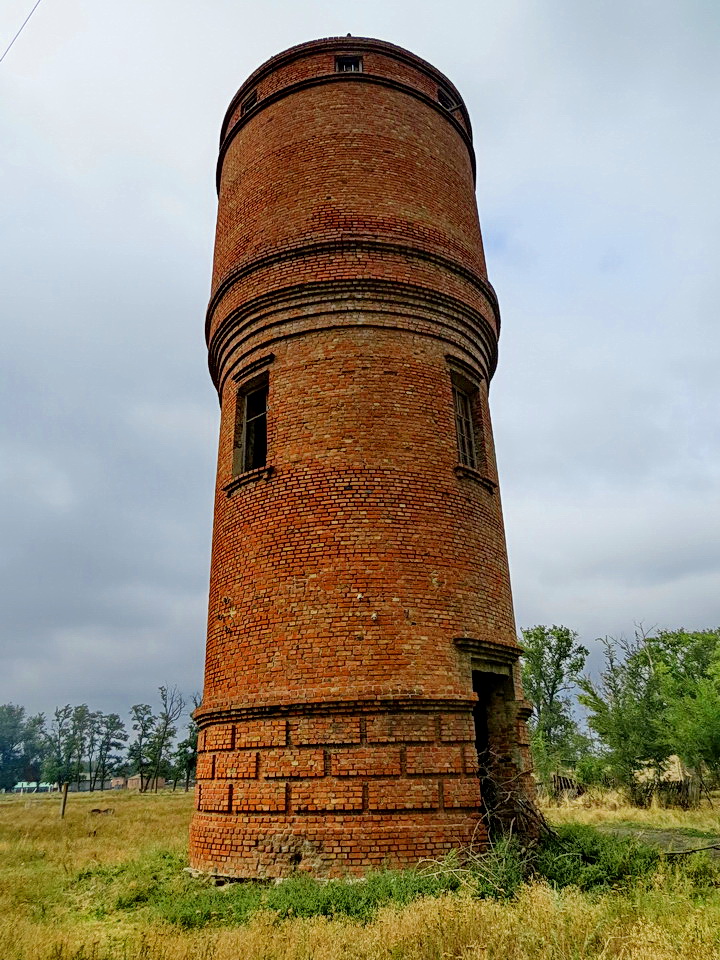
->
[2, 788, 720, 960]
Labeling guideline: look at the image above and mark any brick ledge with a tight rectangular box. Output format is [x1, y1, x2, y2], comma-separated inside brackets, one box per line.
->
[453, 464, 497, 492]
[223, 465, 275, 497]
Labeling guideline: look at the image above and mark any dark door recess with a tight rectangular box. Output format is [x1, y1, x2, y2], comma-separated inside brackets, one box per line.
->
[472, 669, 512, 831]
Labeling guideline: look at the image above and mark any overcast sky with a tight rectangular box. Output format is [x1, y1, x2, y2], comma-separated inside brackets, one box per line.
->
[1, 0, 718, 717]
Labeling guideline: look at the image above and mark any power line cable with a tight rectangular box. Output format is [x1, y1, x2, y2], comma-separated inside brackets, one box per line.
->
[0, 0, 45, 66]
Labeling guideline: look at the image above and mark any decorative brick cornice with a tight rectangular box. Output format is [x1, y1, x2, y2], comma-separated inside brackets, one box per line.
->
[193, 695, 477, 729]
[515, 700, 534, 721]
[222, 466, 275, 498]
[207, 238, 499, 337]
[207, 276, 499, 395]
[453, 637, 521, 663]
[220, 37, 471, 145]
[231, 352, 275, 384]
[445, 353, 484, 383]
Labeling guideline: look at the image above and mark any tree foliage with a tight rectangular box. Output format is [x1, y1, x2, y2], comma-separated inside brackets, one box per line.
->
[3, 685, 191, 793]
[148, 686, 185, 792]
[0, 704, 45, 790]
[171, 692, 200, 791]
[579, 627, 720, 794]
[128, 704, 158, 792]
[520, 624, 589, 780]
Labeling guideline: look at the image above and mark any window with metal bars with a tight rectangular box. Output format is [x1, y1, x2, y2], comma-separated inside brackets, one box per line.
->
[233, 378, 268, 475]
[241, 90, 257, 115]
[438, 87, 456, 110]
[453, 383, 477, 469]
[335, 55, 362, 73]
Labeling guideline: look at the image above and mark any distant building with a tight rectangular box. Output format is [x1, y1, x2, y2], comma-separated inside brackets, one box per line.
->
[126, 775, 165, 791]
[12, 782, 55, 793]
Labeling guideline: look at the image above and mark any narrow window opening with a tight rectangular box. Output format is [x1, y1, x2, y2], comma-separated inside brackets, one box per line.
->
[335, 55, 363, 73]
[438, 87, 455, 110]
[241, 90, 257, 115]
[233, 378, 268, 476]
[453, 383, 477, 469]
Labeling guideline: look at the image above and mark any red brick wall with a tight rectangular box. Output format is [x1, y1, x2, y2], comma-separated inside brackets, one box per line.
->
[190, 37, 533, 878]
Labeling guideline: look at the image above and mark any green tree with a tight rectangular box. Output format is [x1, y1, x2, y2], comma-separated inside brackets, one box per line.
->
[128, 704, 157, 791]
[171, 693, 200, 791]
[147, 686, 184, 792]
[0, 705, 45, 791]
[43, 705, 75, 787]
[521, 624, 589, 781]
[71, 706, 99, 789]
[90, 713, 128, 789]
[580, 627, 720, 796]
[579, 633, 668, 796]
[653, 629, 720, 783]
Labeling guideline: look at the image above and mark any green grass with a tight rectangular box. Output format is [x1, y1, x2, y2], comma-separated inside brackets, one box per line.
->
[60, 826, 720, 930]
[69, 838, 529, 929]
[4, 793, 720, 959]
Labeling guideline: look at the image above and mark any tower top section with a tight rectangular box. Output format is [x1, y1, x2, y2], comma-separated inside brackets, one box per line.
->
[217, 36, 475, 191]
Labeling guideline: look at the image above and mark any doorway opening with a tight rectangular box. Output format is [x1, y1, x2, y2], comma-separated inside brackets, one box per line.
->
[472, 669, 513, 833]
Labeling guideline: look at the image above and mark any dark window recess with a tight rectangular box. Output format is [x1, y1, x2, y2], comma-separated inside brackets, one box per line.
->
[438, 87, 455, 110]
[233, 382, 268, 475]
[336, 55, 363, 73]
[241, 90, 257, 115]
[453, 383, 477, 469]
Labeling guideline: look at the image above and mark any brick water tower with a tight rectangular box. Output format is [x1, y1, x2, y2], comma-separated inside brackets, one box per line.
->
[190, 37, 534, 878]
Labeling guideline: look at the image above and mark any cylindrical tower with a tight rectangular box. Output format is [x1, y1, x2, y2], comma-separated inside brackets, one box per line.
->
[191, 36, 534, 878]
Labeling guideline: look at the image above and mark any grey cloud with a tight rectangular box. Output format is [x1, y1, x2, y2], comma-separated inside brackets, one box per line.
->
[1, 0, 718, 715]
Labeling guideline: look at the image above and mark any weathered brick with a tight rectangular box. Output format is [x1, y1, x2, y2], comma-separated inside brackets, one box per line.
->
[235, 719, 287, 748]
[195, 753, 215, 780]
[368, 779, 440, 811]
[198, 782, 231, 813]
[331, 746, 402, 777]
[214, 751, 258, 779]
[232, 781, 286, 813]
[292, 779, 364, 812]
[292, 717, 361, 745]
[204, 724, 234, 751]
[463, 746, 480, 775]
[263, 749, 324, 778]
[406, 745, 463, 775]
[440, 714, 475, 743]
[443, 778, 482, 809]
[366, 714, 435, 743]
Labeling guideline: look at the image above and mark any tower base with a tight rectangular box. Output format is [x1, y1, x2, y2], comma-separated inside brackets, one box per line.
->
[189, 702, 535, 878]
[190, 811, 486, 878]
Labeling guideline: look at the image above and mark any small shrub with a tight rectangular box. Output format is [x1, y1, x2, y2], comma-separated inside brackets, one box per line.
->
[158, 882, 263, 928]
[73, 850, 185, 916]
[536, 823, 659, 891]
[669, 850, 720, 890]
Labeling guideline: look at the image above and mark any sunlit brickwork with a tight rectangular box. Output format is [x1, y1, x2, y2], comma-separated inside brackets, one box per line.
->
[190, 36, 534, 878]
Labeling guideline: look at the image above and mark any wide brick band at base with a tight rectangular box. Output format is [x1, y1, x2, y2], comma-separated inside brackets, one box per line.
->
[190, 811, 487, 878]
[189, 708, 499, 877]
